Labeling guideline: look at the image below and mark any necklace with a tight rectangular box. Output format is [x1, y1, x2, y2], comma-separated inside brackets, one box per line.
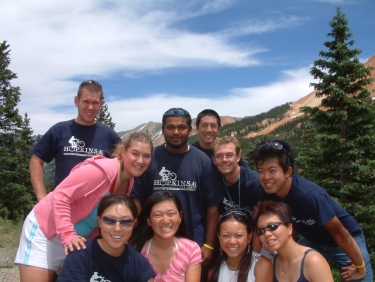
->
[222, 172, 241, 210]
[278, 259, 284, 277]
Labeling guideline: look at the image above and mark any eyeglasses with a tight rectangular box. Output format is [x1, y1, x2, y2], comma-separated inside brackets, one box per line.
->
[80, 80, 102, 88]
[163, 108, 189, 117]
[213, 153, 236, 161]
[220, 210, 248, 219]
[265, 141, 290, 165]
[101, 216, 135, 228]
[256, 222, 287, 236]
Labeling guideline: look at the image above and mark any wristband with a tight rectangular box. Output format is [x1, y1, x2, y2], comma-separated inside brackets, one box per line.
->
[203, 243, 214, 251]
[354, 260, 365, 269]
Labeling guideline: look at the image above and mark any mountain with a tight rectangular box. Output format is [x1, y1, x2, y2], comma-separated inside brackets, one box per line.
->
[118, 55, 375, 143]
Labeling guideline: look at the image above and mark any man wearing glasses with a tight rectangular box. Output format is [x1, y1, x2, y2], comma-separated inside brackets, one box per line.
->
[211, 136, 260, 215]
[131, 108, 221, 263]
[29, 80, 121, 201]
[251, 139, 372, 281]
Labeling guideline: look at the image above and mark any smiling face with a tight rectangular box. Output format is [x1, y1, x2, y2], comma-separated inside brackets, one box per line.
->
[257, 158, 293, 198]
[212, 143, 240, 177]
[74, 90, 103, 125]
[256, 214, 291, 253]
[147, 200, 182, 241]
[97, 203, 136, 256]
[162, 116, 192, 153]
[196, 115, 220, 149]
[121, 141, 152, 179]
[218, 219, 252, 260]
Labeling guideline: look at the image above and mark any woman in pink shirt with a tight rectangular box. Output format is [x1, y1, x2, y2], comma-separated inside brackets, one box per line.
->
[15, 132, 153, 282]
[130, 191, 202, 282]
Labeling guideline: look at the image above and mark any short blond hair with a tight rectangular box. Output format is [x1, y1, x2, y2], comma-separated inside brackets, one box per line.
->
[211, 136, 241, 155]
[112, 132, 153, 162]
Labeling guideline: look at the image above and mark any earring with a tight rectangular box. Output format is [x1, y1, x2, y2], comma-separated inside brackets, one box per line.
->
[220, 247, 224, 256]
[246, 244, 251, 255]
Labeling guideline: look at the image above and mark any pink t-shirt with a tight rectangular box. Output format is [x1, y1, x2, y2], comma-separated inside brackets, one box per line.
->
[141, 238, 202, 282]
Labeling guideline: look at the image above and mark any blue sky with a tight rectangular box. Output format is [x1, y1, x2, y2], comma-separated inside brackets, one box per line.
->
[1, 0, 374, 134]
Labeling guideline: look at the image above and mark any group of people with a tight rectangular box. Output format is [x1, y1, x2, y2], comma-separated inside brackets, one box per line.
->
[14, 80, 372, 281]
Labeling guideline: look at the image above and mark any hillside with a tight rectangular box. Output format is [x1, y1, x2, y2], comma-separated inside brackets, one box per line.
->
[119, 55, 375, 143]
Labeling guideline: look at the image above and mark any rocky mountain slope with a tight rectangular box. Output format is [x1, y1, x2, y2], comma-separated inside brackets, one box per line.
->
[119, 55, 375, 143]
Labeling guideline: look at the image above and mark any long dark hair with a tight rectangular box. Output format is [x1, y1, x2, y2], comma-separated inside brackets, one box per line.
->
[129, 191, 189, 251]
[205, 211, 254, 282]
[97, 194, 137, 238]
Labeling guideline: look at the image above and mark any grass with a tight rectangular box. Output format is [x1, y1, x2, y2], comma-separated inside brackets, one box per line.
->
[0, 218, 22, 269]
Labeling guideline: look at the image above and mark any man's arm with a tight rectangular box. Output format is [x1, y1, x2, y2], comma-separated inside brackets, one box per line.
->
[201, 204, 219, 264]
[324, 216, 366, 280]
[29, 154, 47, 201]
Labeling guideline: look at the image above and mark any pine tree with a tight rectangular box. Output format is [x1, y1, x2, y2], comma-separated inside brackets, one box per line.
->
[0, 41, 35, 220]
[299, 7, 375, 267]
[96, 103, 116, 129]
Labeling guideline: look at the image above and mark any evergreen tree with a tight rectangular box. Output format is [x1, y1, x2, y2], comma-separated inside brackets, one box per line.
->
[299, 7, 375, 267]
[0, 41, 35, 220]
[96, 103, 116, 128]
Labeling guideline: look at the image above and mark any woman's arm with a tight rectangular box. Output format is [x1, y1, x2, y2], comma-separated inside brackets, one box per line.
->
[255, 256, 273, 282]
[304, 251, 334, 282]
[185, 264, 202, 282]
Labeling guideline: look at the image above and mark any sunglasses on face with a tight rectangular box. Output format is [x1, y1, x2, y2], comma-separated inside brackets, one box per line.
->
[163, 108, 189, 117]
[256, 222, 287, 236]
[101, 216, 134, 228]
[220, 210, 248, 219]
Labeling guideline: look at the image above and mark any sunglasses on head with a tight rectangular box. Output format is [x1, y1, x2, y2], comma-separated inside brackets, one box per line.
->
[220, 210, 248, 219]
[101, 216, 134, 228]
[163, 108, 189, 117]
[80, 80, 102, 88]
[265, 141, 291, 165]
[256, 222, 287, 236]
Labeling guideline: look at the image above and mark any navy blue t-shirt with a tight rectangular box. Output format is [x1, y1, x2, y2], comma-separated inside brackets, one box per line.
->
[58, 239, 155, 282]
[191, 140, 249, 167]
[31, 119, 121, 189]
[131, 145, 222, 246]
[258, 175, 362, 245]
[214, 166, 261, 215]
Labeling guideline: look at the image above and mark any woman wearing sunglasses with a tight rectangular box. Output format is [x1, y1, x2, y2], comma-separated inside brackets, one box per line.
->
[204, 210, 272, 282]
[58, 194, 155, 281]
[255, 201, 333, 282]
[130, 191, 202, 282]
[15, 132, 153, 282]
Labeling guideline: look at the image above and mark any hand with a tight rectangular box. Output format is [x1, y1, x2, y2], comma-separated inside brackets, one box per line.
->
[341, 260, 366, 281]
[64, 236, 87, 255]
[201, 246, 213, 265]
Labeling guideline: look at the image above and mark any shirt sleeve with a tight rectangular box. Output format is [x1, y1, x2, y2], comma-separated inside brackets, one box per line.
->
[30, 128, 56, 163]
[188, 241, 203, 267]
[57, 249, 89, 281]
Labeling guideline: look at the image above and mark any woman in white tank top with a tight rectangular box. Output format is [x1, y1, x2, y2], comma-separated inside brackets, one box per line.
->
[205, 210, 272, 282]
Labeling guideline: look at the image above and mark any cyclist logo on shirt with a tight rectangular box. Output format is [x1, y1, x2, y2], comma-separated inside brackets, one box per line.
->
[155, 167, 197, 191]
[159, 167, 177, 181]
[69, 136, 85, 149]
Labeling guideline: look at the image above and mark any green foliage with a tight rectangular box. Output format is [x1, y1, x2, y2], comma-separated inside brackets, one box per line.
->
[299, 7, 375, 273]
[0, 41, 35, 221]
[96, 103, 116, 129]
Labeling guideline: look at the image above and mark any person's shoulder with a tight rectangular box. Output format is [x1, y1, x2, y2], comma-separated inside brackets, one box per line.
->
[191, 141, 200, 148]
[256, 254, 272, 269]
[179, 238, 200, 249]
[292, 175, 327, 195]
[48, 119, 74, 130]
[190, 146, 211, 161]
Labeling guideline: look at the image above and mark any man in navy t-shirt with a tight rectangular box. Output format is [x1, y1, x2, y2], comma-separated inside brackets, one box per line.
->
[251, 139, 373, 281]
[131, 108, 221, 264]
[29, 80, 121, 201]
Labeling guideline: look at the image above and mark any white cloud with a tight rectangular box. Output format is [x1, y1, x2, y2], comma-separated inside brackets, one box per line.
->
[0, 0, 316, 134]
[104, 66, 315, 132]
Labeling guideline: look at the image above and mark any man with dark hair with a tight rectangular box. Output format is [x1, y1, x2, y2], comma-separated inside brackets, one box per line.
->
[131, 108, 221, 263]
[251, 139, 372, 281]
[192, 109, 248, 167]
[29, 80, 121, 201]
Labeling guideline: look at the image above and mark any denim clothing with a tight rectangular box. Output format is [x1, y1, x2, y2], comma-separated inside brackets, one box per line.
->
[298, 233, 373, 282]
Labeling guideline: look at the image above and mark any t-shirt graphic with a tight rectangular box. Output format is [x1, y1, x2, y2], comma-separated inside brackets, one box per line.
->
[90, 271, 110, 282]
[64, 135, 104, 157]
[155, 167, 197, 192]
